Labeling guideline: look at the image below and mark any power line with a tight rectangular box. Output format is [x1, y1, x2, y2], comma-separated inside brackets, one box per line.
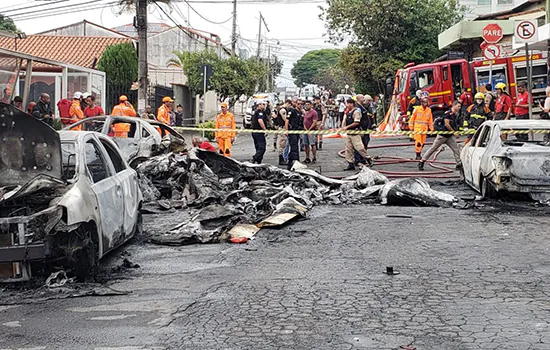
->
[0, 0, 69, 14]
[8, 0, 115, 20]
[181, 0, 233, 25]
[152, 0, 228, 50]
[10, 1, 118, 21]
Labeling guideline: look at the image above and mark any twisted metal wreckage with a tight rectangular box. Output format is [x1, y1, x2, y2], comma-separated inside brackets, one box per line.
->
[137, 149, 464, 246]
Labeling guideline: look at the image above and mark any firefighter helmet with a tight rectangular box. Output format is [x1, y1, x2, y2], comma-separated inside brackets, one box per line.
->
[495, 82, 507, 90]
[475, 92, 485, 100]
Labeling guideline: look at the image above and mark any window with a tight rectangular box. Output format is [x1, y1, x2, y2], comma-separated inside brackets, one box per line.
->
[142, 127, 151, 138]
[85, 140, 110, 183]
[100, 140, 126, 173]
[111, 120, 137, 138]
[417, 69, 434, 89]
[61, 142, 77, 180]
[478, 0, 490, 4]
[443, 66, 448, 81]
[498, 0, 512, 4]
[477, 126, 491, 147]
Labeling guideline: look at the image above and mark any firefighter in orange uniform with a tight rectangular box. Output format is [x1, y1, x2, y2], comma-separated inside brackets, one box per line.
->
[111, 95, 137, 137]
[408, 97, 433, 160]
[69, 92, 85, 131]
[215, 102, 236, 157]
[157, 96, 173, 125]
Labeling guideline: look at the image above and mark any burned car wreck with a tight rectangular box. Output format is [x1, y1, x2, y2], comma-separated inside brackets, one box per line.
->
[66, 116, 187, 168]
[461, 120, 550, 199]
[0, 104, 143, 281]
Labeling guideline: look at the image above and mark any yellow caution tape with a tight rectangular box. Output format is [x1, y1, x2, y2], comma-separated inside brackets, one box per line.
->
[175, 127, 550, 136]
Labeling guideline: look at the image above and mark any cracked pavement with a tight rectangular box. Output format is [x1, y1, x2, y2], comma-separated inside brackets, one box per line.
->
[2, 136, 550, 349]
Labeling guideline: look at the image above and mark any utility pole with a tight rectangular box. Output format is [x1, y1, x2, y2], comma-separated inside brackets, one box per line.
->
[256, 12, 269, 59]
[231, 0, 237, 56]
[136, 0, 148, 114]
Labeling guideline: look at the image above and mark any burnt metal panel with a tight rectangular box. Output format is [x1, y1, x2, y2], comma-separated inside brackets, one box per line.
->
[0, 102, 62, 186]
[0, 244, 46, 263]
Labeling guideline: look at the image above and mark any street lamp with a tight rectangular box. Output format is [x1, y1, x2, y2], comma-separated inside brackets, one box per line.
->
[345, 84, 349, 94]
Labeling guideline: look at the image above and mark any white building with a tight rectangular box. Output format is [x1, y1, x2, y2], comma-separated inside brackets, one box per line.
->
[460, 0, 529, 19]
[40, 21, 230, 123]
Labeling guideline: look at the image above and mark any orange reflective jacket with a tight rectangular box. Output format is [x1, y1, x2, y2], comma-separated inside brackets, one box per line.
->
[157, 104, 171, 125]
[409, 105, 433, 132]
[69, 101, 84, 131]
[215, 112, 236, 139]
[111, 103, 137, 137]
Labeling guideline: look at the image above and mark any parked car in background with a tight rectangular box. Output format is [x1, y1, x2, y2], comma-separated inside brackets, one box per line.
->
[66, 116, 187, 168]
[461, 120, 550, 200]
[0, 104, 143, 281]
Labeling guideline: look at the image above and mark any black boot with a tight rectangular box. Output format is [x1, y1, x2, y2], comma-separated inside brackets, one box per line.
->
[279, 155, 288, 165]
[344, 163, 355, 171]
[418, 161, 425, 171]
[318, 141, 323, 150]
[415, 152, 422, 160]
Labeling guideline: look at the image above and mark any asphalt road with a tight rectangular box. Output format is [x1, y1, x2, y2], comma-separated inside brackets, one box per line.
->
[2, 134, 550, 349]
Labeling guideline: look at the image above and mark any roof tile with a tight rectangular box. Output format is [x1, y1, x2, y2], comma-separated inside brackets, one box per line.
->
[0, 35, 133, 68]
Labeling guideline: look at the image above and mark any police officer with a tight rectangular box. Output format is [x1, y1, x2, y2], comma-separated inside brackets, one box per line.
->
[251, 101, 268, 164]
[342, 98, 372, 171]
[286, 99, 304, 170]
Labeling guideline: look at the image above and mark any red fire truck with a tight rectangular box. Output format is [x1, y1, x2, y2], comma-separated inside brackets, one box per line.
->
[393, 52, 548, 129]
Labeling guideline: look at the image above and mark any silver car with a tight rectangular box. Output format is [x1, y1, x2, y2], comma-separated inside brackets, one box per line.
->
[461, 120, 550, 199]
[66, 116, 187, 168]
[0, 105, 142, 281]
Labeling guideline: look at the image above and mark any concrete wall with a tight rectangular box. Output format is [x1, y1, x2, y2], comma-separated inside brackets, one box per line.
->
[40, 22, 128, 38]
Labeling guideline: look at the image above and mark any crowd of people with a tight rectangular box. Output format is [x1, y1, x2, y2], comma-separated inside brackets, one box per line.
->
[408, 81, 546, 171]
[1, 88, 186, 130]
[246, 94, 379, 171]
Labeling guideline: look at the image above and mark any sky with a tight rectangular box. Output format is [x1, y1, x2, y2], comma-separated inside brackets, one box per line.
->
[0, 0, 342, 88]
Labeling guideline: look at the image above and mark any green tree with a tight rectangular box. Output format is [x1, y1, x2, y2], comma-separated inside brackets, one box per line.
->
[290, 49, 341, 87]
[322, 0, 465, 92]
[168, 50, 268, 104]
[0, 15, 18, 33]
[97, 43, 138, 86]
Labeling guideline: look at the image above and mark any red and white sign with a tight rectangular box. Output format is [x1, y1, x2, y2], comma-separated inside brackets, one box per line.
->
[482, 23, 503, 44]
[515, 20, 537, 43]
[483, 44, 501, 60]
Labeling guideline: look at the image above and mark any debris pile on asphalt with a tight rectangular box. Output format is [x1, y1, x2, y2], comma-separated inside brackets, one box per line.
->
[136, 149, 462, 245]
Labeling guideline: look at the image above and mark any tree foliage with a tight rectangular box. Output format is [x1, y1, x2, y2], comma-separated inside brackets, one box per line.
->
[290, 49, 341, 87]
[321, 0, 465, 92]
[168, 50, 269, 101]
[0, 14, 19, 33]
[97, 43, 138, 86]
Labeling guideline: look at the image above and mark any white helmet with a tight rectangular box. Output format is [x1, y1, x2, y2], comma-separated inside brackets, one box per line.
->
[73, 91, 83, 99]
[365, 94, 373, 101]
[416, 90, 422, 99]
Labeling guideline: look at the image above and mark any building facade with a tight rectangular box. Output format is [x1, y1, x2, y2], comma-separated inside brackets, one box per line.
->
[460, 0, 528, 19]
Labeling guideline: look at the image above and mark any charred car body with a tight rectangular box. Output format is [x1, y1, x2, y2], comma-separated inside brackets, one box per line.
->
[0, 104, 142, 281]
[461, 120, 550, 199]
[66, 116, 187, 168]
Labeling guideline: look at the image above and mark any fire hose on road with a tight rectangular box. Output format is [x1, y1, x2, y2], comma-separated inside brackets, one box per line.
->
[336, 141, 464, 179]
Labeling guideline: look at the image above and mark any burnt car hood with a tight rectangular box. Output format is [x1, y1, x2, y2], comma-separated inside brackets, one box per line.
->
[0, 103, 62, 186]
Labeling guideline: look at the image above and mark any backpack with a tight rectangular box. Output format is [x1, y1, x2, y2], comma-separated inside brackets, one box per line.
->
[57, 99, 71, 124]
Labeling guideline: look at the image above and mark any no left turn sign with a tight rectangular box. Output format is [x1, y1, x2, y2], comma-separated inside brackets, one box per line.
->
[515, 20, 537, 43]
[483, 44, 501, 60]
